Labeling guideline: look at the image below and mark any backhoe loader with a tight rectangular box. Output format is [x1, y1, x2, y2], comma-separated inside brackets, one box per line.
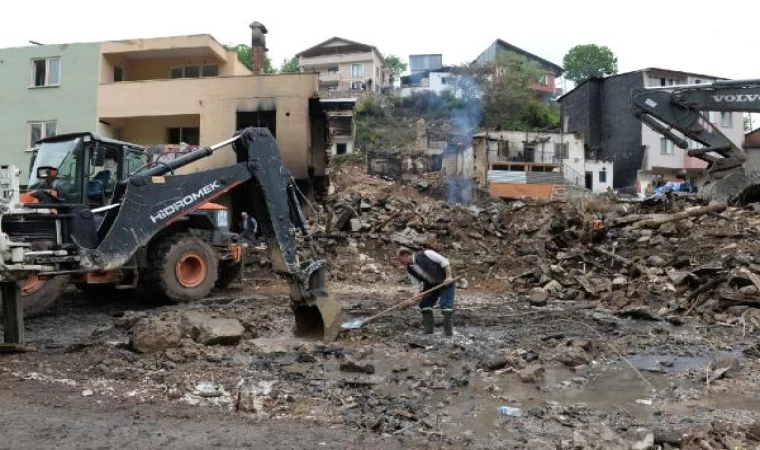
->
[0, 127, 342, 346]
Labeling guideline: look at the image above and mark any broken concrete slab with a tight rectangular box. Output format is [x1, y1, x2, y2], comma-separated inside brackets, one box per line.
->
[195, 319, 245, 346]
[131, 316, 182, 354]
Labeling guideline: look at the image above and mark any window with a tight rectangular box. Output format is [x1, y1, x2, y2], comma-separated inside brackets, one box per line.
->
[28, 121, 57, 148]
[185, 66, 200, 78]
[31, 57, 61, 87]
[538, 73, 548, 85]
[721, 112, 732, 128]
[201, 64, 218, 77]
[114, 65, 125, 82]
[376, 67, 380, 79]
[553, 142, 569, 159]
[351, 63, 364, 78]
[125, 150, 150, 176]
[327, 66, 339, 74]
[167, 127, 200, 145]
[599, 169, 607, 183]
[327, 85, 339, 91]
[351, 81, 364, 90]
[660, 138, 674, 155]
[170, 65, 217, 79]
[336, 143, 347, 155]
[695, 79, 702, 84]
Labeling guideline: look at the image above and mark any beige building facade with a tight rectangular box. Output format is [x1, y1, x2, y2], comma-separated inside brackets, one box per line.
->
[298, 37, 390, 94]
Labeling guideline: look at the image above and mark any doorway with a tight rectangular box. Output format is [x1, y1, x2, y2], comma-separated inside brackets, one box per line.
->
[237, 111, 276, 138]
[585, 172, 593, 190]
[336, 143, 347, 155]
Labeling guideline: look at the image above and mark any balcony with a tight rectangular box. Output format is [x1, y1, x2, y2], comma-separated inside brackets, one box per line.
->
[319, 72, 341, 82]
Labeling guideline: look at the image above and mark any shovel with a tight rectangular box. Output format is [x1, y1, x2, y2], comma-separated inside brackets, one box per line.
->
[341, 278, 457, 330]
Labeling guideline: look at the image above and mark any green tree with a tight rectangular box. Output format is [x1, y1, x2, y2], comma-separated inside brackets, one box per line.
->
[280, 56, 301, 73]
[562, 44, 618, 83]
[384, 55, 408, 84]
[224, 44, 276, 73]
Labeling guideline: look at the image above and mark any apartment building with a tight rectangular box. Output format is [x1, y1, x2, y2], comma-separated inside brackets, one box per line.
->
[558, 68, 745, 194]
[474, 39, 565, 103]
[0, 26, 331, 188]
[297, 37, 391, 94]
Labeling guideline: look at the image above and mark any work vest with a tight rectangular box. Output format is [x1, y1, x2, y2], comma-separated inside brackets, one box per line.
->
[407, 251, 446, 287]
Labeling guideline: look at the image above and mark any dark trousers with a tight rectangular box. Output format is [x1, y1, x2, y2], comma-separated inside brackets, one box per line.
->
[418, 284, 456, 312]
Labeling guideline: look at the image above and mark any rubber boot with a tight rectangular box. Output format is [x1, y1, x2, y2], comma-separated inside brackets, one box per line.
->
[442, 311, 453, 337]
[421, 310, 434, 335]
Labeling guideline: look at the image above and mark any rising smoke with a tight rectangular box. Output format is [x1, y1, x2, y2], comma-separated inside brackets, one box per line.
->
[445, 75, 482, 205]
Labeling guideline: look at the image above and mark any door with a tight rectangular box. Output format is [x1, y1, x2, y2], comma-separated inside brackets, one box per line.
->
[585, 172, 593, 190]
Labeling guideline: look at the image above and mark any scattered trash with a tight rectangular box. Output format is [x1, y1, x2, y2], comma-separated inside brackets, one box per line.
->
[497, 406, 522, 417]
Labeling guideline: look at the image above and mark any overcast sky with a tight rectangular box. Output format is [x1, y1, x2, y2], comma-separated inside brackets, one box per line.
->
[2, 0, 758, 83]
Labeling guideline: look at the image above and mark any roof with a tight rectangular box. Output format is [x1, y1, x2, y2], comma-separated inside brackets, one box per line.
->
[557, 67, 730, 102]
[37, 132, 145, 149]
[296, 37, 386, 64]
[745, 127, 760, 149]
[479, 39, 564, 75]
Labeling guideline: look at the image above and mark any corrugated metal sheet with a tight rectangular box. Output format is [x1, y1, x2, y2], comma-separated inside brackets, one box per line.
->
[487, 170, 565, 185]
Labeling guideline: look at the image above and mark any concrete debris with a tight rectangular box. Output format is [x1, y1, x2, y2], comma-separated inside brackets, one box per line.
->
[340, 358, 376, 374]
[130, 316, 182, 353]
[518, 364, 546, 383]
[194, 318, 245, 346]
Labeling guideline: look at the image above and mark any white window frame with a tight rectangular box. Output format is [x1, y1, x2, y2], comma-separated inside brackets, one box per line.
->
[30, 57, 61, 88]
[27, 120, 57, 150]
[660, 138, 674, 155]
[538, 73, 548, 86]
[351, 63, 364, 78]
[351, 81, 364, 90]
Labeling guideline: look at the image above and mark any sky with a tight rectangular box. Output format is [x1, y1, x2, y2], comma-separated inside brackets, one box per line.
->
[2, 0, 758, 82]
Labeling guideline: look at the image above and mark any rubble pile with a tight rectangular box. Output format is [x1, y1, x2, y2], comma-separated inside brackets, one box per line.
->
[320, 163, 760, 320]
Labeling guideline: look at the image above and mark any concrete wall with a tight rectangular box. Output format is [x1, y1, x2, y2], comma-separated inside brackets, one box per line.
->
[102, 115, 200, 144]
[584, 160, 614, 193]
[0, 42, 101, 182]
[601, 72, 644, 191]
[98, 73, 320, 178]
[745, 148, 760, 179]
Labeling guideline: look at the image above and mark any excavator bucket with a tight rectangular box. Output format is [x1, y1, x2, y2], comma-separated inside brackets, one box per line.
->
[291, 264, 343, 342]
[292, 295, 343, 342]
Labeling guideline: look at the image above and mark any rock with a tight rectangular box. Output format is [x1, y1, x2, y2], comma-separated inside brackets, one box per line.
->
[205, 354, 223, 363]
[81, 389, 93, 397]
[573, 423, 628, 450]
[666, 271, 688, 285]
[131, 316, 182, 354]
[349, 218, 362, 232]
[236, 379, 277, 413]
[478, 356, 509, 371]
[525, 439, 553, 450]
[359, 200, 372, 211]
[528, 288, 549, 306]
[654, 429, 684, 446]
[646, 255, 667, 267]
[649, 236, 666, 246]
[195, 319, 244, 346]
[630, 430, 655, 450]
[659, 222, 678, 236]
[519, 365, 545, 383]
[165, 349, 186, 363]
[740, 285, 759, 295]
[340, 358, 376, 374]
[708, 351, 741, 381]
[543, 280, 563, 295]
[557, 347, 591, 367]
[612, 277, 628, 288]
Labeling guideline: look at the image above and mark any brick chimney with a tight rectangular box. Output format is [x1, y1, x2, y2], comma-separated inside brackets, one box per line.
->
[249, 21, 268, 74]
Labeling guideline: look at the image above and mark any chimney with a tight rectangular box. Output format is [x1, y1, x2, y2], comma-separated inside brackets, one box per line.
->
[249, 21, 268, 74]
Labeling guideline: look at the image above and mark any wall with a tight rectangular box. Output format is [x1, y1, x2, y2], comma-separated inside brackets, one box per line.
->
[98, 73, 320, 178]
[0, 42, 101, 182]
[745, 148, 760, 178]
[601, 72, 645, 190]
[102, 115, 200, 144]
[301, 50, 388, 90]
[584, 160, 614, 192]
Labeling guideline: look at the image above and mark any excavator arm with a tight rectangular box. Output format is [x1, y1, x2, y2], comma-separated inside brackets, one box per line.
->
[81, 127, 341, 340]
[631, 78, 760, 203]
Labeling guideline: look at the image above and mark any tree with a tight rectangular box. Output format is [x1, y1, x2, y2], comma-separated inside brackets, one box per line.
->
[224, 44, 276, 73]
[280, 56, 301, 73]
[384, 55, 407, 85]
[562, 44, 618, 83]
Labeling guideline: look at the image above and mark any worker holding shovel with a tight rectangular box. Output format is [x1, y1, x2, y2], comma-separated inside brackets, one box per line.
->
[396, 247, 456, 336]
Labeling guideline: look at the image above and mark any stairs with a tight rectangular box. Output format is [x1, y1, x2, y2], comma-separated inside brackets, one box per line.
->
[550, 184, 567, 201]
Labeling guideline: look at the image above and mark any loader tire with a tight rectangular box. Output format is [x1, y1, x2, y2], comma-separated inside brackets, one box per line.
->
[0, 275, 66, 319]
[144, 234, 218, 304]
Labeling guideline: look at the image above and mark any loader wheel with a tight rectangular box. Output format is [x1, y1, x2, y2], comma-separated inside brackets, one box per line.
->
[144, 235, 218, 303]
[0, 275, 66, 319]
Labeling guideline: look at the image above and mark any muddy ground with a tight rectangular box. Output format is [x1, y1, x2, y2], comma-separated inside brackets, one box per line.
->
[2, 276, 760, 450]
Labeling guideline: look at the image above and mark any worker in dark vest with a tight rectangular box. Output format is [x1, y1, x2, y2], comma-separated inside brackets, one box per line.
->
[396, 247, 456, 336]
